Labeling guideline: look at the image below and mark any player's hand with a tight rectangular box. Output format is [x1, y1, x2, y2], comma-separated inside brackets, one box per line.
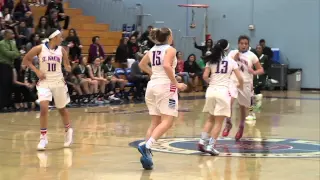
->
[248, 67, 256, 75]
[177, 83, 187, 91]
[234, 52, 240, 61]
[36, 71, 46, 80]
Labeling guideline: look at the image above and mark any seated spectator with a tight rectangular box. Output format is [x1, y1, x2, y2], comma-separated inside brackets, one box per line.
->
[102, 56, 126, 99]
[24, 11, 34, 33]
[88, 36, 105, 63]
[30, 0, 47, 6]
[13, 0, 32, 21]
[45, 0, 69, 29]
[184, 54, 202, 92]
[12, 65, 36, 110]
[35, 16, 50, 39]
[15, 20, 30, 49]
[72, 56, 92, 95]
[24, 56, 39, 91]
[4, 0, 15, 14]
[175, 51, 190, 85]
[3, 7, 18, 28]
[87, 57, 108, 95]
[140, 25, 155, 49]
[26, 33, 41, 52]
[259, 39, 273, 60]
[193, 37, 213, 57]
[48, 9, 61, 30]
[115, 37, 129, 68]
[65, 28, 82, 61]
[64, 70, 83, 95]
[129, 58, 149, 101]
[127, 35, 140, 59]
[0, 18, 6, 39]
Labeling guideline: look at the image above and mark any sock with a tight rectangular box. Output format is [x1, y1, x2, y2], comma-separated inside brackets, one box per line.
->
[201, 132, 209, 140]
[240, 119, 245, 128]
[40, 128, 47, 136]
[146, 137, 156, 149]
[65, 123, 71, 132]
[209, 137, 216, 146]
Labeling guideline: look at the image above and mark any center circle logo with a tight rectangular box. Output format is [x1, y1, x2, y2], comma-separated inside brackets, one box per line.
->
[129, 137, 320, 158]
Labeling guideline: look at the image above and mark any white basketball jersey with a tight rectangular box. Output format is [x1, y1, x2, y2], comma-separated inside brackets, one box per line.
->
[38, 43, 63, 82]
[228, 49, 259, 83]
[206, 56, 238, 87]
[148, 44, 177, 85]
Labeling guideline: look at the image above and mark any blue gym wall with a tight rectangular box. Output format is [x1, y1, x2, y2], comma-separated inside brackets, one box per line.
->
[69, 0, 320, 89]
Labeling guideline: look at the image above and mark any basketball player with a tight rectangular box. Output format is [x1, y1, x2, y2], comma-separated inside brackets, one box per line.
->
[198, 39, 244, 155]
[22, 29, 73, 150]
[222, 35, 264, 140]
[137, 28, 187, 170]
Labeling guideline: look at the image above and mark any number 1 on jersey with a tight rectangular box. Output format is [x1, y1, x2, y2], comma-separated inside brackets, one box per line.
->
[152, 51, 161, 66]
[47, 63, 56, 72]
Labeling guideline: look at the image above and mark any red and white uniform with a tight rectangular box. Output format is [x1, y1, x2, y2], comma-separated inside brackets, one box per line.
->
[145, 44, 178, 117]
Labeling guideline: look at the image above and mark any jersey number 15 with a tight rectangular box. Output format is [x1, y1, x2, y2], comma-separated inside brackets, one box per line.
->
[152, 51, 161, 66]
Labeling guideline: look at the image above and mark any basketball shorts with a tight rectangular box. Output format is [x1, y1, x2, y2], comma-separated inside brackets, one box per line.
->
[145, 83, 178, 117]
[203, 86, 231, 117]
[229, 81, 238, 99]
[237, 82, 253, 108]
[36, 79, 70, 109]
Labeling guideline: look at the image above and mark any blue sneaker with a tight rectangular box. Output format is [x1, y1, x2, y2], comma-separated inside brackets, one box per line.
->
[138, 144, 153, 170]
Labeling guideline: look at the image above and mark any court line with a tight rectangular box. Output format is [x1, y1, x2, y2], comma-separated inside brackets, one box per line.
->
[180, 95, 320, 101]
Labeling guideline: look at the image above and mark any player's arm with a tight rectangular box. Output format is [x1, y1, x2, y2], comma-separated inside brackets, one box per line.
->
[202, 63, 211, 84]
[251, 55, 264, 75]
[232, 60, 244, 90]
[62, 48, 71, 72]
[138, 52, 152, 76]
[163, 47, 178, 85]
[22, 45, 43, 78]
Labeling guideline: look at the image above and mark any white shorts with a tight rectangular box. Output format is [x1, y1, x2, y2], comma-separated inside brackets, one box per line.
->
[237, 83, 253, 108]
[145, 83, 178, 117]
[203, 86, 231, 117]
[36, 79, 70, 109]
[229, 81, 238, 99]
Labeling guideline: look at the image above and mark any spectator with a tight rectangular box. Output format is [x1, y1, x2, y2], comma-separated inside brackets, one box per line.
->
[88, 36, 105, 63]
[102, 56, 125, 100]
[255, 44, 271, 88]
[30, 0, 46, 6]
[175, 51, 190, 85]
[259, 39, 273, 60]
[3, 7, 17, 28]
[26, 33, 41, 51]
[48, 9, 61, 30]
[15, 20, 30, 48]
[115, 37, 129, 68]
[65, 28, 82, 61]
[193, 37, 213, 57]
[35, 16, 50, 39]
[87, 57, 108, 95]
[140, 25, 155, 49]
[0, 29, 20, 110]
[0, 18, 6, 39]
[72, 57, 92, 95]
[13, 0, 32, 21]
[184, 54, 202, 92]
[64, 70, 83, 95]
[24, 56, 39, 92]
[3, 0, 14, 13]
[127, 35, 139, 59]
[130, 58, 149, 101]
[45, 0, 70, 29]
[24, 11, 34, 32]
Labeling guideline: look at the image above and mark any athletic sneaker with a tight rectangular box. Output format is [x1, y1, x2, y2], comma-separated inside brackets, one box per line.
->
[235, 126, 244, 141]
[205, 145, 220, 156]
[255, 94, 263, 109]
[198, 139, 208, 152]
[108, 94, 120, 101]
[138, 144, 153, 170]
[37, 135, 48, 151]
[64, 128, 73, 147]
[222, 122, 232, 137]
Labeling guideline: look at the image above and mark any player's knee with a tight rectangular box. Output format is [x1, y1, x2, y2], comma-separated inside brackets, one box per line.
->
[58, 107, 68, 116]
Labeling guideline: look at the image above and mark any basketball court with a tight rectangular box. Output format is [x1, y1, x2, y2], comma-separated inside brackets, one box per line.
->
[0, 91, 319, 180]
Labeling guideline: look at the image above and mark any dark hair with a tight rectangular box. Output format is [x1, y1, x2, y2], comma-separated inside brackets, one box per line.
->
[150, 27, 171, 43]
[92, 36, 99, 43]
[147, 25, 153, 29]
[204, 39, 229, 64]
[37, 16, 48, 29]
[119, 37, 127, 46]
[68, 28, 77, 37]
[46, 28, 58, 38]
[187, 53, 196, 62]
[259, 39, 265, 43]
[176, 51, 182, 58]
[104, 56, 114, 64]
[238, 35, 250, 43]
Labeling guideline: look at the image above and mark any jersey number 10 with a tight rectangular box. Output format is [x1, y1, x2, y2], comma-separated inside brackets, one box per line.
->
[152, 51, 162, 66]
[47, 63, 57, 72]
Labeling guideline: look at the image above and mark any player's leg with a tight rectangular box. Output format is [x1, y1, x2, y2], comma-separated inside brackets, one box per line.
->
[52, 82, 73, 147]
[145, 115, 161, 141]
[236, 84, 251, 141]
[222, 84, 237, 137]
[36, 85, 52, 150]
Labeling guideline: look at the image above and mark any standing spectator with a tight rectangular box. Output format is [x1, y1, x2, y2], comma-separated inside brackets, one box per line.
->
[13, 0, 32, 21]
[184, 54, 202, 92]
[35, 16, 50, 39]
[115, 37, 129, 68]
[193, 37, 213, 57]
[65, 28, 82, 61]
[45, 0, 70, 29]
[175, 51, 190, 85]
[88, 36, 105, 63]
[0, 29, 20, 110]
[26, 33, 41, 51]
[259, 39, 273, 60]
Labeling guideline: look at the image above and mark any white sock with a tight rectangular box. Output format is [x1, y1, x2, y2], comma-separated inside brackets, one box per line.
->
[201, 132, 209, 140]
[209, 138, 216, 146]
[146, 137, 156, 149]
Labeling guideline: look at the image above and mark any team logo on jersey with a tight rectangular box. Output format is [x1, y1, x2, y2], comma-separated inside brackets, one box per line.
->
[129, 137, 320, 158]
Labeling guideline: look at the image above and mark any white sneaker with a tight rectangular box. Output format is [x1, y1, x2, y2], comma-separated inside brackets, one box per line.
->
[37, 135, 48, 151]
[64, 128, 73, 147]
[205, 145, 220, 156]
[108, 94, 120, 101]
